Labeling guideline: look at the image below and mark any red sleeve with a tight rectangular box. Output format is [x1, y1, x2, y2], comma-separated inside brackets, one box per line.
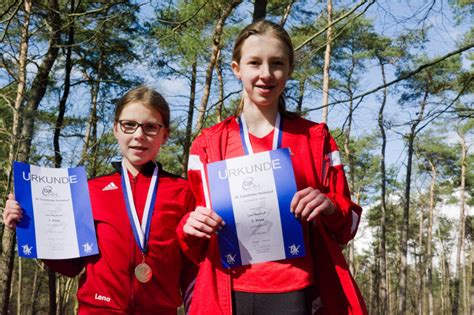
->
[318, 130, 362, 245]
[177, 187, 198, 313]
[180, 249, 197, 313]
[176, 135, 210, 264]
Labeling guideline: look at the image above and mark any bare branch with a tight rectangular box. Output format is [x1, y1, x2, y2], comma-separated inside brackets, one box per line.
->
[153, 1, 209, 32]
[279, 0, 295, 26]
[0, 0, 22, 42]
[0, 0, 21, 21]
[67, 1, 128, 17]
[416, 76, 474, 135]
[305, 43, 474, 113]
[294, 0, 375, 52]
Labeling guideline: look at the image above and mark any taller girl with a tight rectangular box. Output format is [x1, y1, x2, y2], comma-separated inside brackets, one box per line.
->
[178, 20, 367, 315]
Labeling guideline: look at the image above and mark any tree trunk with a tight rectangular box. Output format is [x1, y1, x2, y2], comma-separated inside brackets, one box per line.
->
[418, 201, 425, 315]
[372, 245, 380, 314]
[61, 277, 75, 314]
[16, 2, 61, 313]
[470, 248, 473, 315]
[398, 91, 428, 315]
[195, 0, 242, 132]
[47, 269, 56, 315]
[377, 57, 389, 315]
[182, 59, 197, 175]
[388, 271, 392, 314]
[18, 0, 61, 162]
[215, 51, 224, 123]
[54, 0, 75, 168]
[438, 225, 451, 315]
[252, 0, 267, 22]
[453, 129, 467, 315]
[440, 242, 446, 315]
[0, 1, 31, 313]
[296, 79, 305, 114]
[280, 0, 295, 26]
[80, 50, 104, 172]
[29, 264, 39, 314]
[321, 0, 332, 123]
[397, 133, 413, 315]
[56, 276, 75, 315]
[16, 258, 21, 315]
[427, 160, 437, 315]
[368, 261, 373, 315]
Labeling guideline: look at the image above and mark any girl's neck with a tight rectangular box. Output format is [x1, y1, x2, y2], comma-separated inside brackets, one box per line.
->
[242, 102, 279, 137]
[123, 159, 142, 177]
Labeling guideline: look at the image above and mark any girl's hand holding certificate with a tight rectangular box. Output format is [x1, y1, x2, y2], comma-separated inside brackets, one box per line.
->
[290, 187, 335, 222]
[183, 206, 225, 239]
[3, 193, 23, 229]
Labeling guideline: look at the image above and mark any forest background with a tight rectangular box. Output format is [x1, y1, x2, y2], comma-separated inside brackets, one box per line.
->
[0, 0, 472, 314]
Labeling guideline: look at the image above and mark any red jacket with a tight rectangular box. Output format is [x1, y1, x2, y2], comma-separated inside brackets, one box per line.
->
[177, 116, 367, 315]
[45, 162, 197, 314]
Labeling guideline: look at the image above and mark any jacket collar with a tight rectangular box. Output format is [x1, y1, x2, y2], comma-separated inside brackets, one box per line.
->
[112, 160, 159, 176]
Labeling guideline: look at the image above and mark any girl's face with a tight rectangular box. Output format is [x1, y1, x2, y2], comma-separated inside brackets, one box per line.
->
[232, 33, 291, 110]
[113, 102, 168, 175]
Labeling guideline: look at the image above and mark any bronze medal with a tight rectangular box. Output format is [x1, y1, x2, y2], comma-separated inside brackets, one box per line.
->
[121, 161, 158, 284]
[134, 262, 152, 283]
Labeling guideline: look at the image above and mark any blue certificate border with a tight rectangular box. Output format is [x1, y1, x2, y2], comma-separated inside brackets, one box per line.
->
[14, 162, 38, 258]
[208, 160, 243, 268]
[270, 149, 306, 259]
[69, 167, 99, 257]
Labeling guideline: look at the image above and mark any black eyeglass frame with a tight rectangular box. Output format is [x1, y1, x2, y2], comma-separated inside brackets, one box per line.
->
[117, 120, 164, 136]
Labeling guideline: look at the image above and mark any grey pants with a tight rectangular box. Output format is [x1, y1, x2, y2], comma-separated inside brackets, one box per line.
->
[231, 288, 312, 315]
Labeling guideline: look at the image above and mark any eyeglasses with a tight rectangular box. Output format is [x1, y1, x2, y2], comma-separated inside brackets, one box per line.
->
[118, 120, 164, 136]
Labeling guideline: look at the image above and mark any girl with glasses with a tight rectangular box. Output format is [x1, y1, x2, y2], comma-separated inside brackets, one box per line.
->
[3, 86, 196, 314]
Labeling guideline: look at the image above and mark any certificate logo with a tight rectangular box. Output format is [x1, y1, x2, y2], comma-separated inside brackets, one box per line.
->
[42, 185, 55, 197]
[225, 253, 236, 265]
[289, 244, 301, 256]
[242, 177, 260, 191]
[21, 244, 33, 256]
[82, 242, 94, 254]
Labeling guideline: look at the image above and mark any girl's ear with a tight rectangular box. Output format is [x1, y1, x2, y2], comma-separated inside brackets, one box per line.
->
[113, 122, 119, 139]
[162, 128, 170, 144]
[231, 61, 241, 80]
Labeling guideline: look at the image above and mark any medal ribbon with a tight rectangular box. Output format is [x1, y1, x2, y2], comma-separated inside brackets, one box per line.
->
[121, 160, 158, 253]
[238, 112, 282, 155]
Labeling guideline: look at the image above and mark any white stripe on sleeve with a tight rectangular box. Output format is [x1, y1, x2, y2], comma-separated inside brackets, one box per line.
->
[327, 150, 342, 167]
[188, 154, 211, 208]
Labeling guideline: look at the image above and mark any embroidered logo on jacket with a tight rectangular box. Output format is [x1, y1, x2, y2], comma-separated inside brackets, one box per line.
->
[102, 182, 118, 191]
[94, 293, 111, 303]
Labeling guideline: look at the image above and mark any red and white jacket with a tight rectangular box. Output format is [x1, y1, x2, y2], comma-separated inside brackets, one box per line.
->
[45, 162, 197, 315]
[177, 116, 367, 315]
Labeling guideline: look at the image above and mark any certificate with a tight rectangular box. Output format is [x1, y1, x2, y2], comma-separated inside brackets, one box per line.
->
[207, 148, 305, 268]
[13, 162, 98, 259]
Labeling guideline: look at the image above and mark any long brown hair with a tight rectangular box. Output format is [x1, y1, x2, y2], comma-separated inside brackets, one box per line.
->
[232, 20, 296, 117]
